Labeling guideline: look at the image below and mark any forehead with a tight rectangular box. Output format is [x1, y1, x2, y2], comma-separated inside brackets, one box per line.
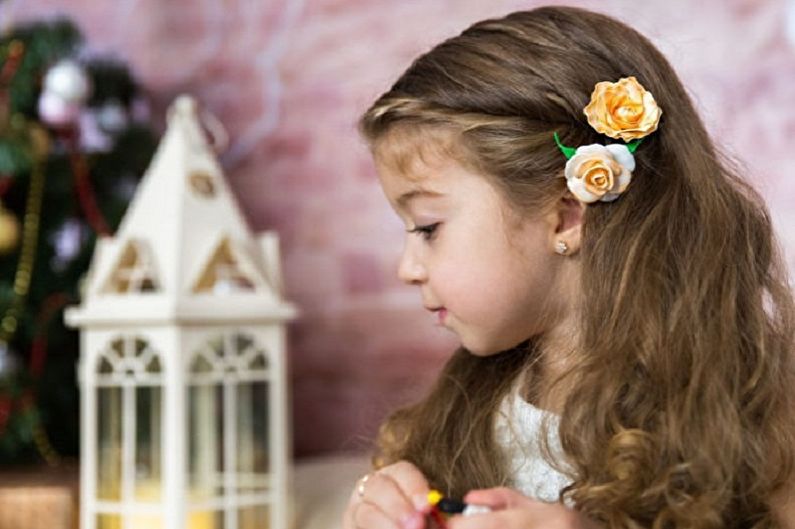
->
[371, 125, 472, 184]
[371, 125, 545, 230]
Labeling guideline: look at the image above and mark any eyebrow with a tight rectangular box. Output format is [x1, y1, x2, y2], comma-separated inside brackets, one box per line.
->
[396, 188, 445, 207]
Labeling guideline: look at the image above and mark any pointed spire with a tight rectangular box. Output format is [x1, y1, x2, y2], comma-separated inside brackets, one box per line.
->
[67, 95, 296, 325]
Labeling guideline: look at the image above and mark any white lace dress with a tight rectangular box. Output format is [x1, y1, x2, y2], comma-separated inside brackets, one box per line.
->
[494, 389, 573, 503]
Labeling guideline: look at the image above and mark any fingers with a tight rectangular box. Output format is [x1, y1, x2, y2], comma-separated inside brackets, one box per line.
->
[362, 465, 430, 525]
[462, 487, 527, 509]
[448, 490, 588, 529]
[343, 461, 431, 529]
[378, 461, 430, 507]
[344, 483, 415, 529]
[447, 509, 522, 529]
[351, 501, 402, 529]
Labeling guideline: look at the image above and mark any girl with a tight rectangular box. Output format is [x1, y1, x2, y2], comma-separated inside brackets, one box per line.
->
[343, 6, 795, 529]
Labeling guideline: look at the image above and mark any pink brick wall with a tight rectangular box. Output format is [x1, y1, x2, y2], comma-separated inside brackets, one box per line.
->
[5, 0, 795, 457]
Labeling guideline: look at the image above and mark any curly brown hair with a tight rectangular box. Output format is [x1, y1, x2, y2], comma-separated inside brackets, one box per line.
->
[357, 6, 795, 529]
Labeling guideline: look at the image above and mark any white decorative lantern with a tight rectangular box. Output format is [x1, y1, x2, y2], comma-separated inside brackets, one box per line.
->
[65, 95, 297, 529]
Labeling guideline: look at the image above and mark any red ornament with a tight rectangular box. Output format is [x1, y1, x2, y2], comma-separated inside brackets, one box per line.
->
[0, 395, 11, 436]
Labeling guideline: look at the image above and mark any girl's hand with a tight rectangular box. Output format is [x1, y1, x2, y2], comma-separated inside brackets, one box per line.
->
[343, 460, 432, 529]
[447, 487, 599, 529]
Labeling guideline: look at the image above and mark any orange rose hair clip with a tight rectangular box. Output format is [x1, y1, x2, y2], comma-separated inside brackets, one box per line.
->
[554, 76, 662, 203]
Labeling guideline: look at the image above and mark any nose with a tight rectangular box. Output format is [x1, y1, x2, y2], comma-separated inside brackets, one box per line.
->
[397, 240, 427, 285]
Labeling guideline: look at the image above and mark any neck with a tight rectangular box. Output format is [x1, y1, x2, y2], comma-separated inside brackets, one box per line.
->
[523, 262, 582, 414]
[535, 315, 579, 414]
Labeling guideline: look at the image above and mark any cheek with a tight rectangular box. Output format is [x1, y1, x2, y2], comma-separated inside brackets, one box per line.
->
[479, 236, 560, 320]
[425, 238, 487, 303]
[434, 239, 548, 309]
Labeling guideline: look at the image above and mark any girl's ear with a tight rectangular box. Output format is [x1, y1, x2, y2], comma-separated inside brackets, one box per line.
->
[548, 193, 585, 255]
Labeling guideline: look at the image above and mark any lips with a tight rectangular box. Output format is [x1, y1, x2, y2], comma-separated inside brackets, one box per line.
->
[426, 306, 447, 325]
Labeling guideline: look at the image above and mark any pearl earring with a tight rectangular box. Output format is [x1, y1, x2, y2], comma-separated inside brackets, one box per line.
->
[555, 240, 569, 255]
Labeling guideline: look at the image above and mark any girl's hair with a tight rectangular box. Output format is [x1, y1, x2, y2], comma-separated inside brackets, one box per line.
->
[358, 6, 795, 529]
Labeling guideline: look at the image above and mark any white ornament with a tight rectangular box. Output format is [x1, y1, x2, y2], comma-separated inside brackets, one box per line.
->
[38, 90, 81, 126]
[0, 204, 20, 254]
[78, 109, 113, 151]
[0, 342, 20, 378]
[96, 100, 128, 132]
[49, 218, 86, 270]
[43, 59, 91, 104]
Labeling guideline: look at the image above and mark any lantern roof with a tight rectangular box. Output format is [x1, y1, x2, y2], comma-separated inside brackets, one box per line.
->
[66, 95, 296, 326]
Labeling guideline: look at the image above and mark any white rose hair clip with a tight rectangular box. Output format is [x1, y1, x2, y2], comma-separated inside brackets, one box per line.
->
[554, 76, 662, 204]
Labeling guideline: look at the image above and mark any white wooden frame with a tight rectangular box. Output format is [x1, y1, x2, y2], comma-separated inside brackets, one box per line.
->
[68, 95, 296, 529]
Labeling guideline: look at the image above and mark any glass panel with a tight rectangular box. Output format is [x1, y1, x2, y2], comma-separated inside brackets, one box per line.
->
[146, 356, 162, 374]
[97, 514, 122, 529]
[239, 506, 268, 529]
[187, 511, 223, 529]
[110, 339, 124, 359]
[193, 240, 256, 294]
[234, 334, 254, 355]
[103, 241, 160, 293]
[134, 338, 148, 357]
[98, 356, 115, 374]
[236, 381, 269, 493]
[207, 336, 224, 357]
[105, 243, 138, 293]
[97, 387, 122, 501]
[188, 384, 224, 499]
[135, 386, 162, 501]
[139, 276, 157, 292]
[129, 515, 163, 529]
[248, 353, 267, 370]
[190, 354, 214, 374]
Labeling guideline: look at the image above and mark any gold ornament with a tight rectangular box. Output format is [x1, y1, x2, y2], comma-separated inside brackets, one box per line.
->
[0, 204, 20, 254]
[1, 159, 45, 343]
[28, 123, 51, 158]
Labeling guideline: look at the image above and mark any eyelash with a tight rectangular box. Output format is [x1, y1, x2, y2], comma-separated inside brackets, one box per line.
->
[407, 222, 440, 241]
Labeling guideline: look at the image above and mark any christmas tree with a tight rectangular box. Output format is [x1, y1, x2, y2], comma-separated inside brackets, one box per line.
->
[0, 17, 157, 464]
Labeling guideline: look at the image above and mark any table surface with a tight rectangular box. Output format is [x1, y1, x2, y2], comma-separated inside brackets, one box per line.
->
[0, 454, 371, 529]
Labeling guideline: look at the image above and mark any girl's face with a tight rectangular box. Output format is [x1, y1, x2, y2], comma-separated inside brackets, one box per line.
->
[375, 141, 568, 356]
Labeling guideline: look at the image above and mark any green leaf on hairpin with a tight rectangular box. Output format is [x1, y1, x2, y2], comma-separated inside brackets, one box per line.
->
[553, 132, 577, 160]
[626, 138, 643, 153]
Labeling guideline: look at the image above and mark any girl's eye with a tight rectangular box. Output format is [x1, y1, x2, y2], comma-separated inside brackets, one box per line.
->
[407, 222, 440, 241]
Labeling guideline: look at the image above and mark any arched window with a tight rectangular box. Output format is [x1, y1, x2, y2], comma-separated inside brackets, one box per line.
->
[95, 336, 164, 528]
[185, 331, 271, 529]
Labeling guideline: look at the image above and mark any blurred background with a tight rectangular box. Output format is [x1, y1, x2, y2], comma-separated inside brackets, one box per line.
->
[0, 0, 793, 469]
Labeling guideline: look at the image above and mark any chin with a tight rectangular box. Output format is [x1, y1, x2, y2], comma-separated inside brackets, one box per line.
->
[463, 336, 532, 357]
[462, 341, 506, 357]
